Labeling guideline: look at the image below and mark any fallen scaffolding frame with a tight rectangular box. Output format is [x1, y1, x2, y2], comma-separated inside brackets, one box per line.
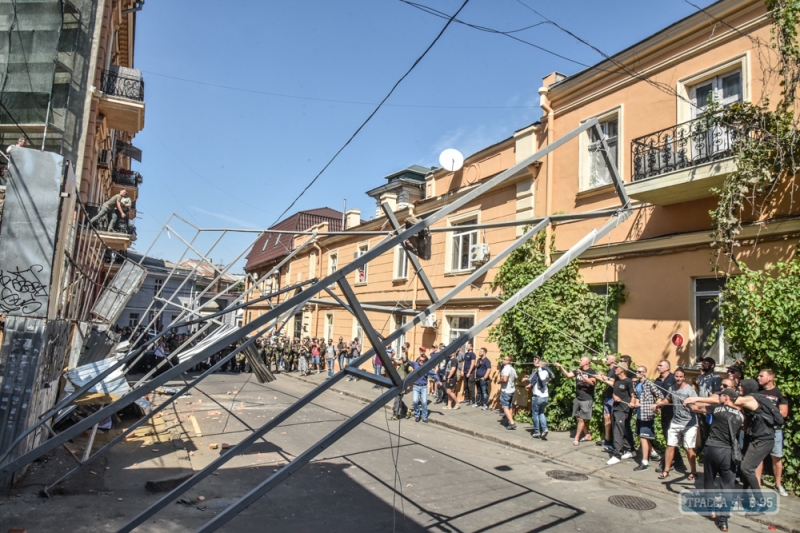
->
[0, 118, 632, 533]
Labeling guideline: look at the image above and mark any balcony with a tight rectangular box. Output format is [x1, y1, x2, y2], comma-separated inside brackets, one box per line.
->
[111, 169, 141, 201]
[84, 202, 138, 250]
[626, 116, 737, 205]
[97, 67, 145, 133]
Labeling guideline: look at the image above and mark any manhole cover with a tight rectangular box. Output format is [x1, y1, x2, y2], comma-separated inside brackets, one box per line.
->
[546, 470, 588, 481]
[608, 495, 657, 510]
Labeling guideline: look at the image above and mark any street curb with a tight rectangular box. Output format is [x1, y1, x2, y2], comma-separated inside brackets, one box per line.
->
[281, 373, 798, 533]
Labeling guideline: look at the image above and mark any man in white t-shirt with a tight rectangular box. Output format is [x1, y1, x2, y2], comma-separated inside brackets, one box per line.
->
[500, 356, 517, 430]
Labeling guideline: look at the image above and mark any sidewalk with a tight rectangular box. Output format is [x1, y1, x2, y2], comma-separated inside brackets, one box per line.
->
[284, 370, 800, 533]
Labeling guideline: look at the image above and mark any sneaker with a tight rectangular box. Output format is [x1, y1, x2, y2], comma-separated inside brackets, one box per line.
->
[471, 403, 479, 408]
[633, 464, 650, 472]
[422, 418, 429, 424]
[531, 432, 541, 438]
[607, 456, 621, 466]
[603, 444, 614, 453]
[541, 430, 549, 439]
[507, 423, 517, 430]
[650, 450, 661, 460]
[778, 485, 789, 497]
[415, 416, 421, 423]
[621, 452, 633, 460]
[480, 406, 488, 410]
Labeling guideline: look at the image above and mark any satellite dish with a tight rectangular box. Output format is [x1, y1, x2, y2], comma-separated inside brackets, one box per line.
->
[439, 148, 464, 172]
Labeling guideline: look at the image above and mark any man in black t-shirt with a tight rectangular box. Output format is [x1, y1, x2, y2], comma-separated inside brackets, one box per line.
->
[554, 357, 596, 445]
[462, 343, 477, 406]
[756, 368, 789, 497]
[654, 360, 684, 471]
[597, 354, 618, 451]
[689, 389, 744, 532]
[607, 363, 636, 465]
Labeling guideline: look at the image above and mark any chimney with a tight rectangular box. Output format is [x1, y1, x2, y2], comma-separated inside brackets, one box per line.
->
[345, 208, 361, 229]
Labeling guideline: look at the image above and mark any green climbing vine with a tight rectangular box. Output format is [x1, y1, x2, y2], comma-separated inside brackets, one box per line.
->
[708, 0, 800, 260]
[488, 228, 624, 434]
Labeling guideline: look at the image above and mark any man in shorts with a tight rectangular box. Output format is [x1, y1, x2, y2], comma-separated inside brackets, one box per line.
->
[499, 356, 517, 430]
[657, 368, 697, 480]
[632, 365, 664, 471]
[555, 357, 596, 445]
[756, 368, 789, 497]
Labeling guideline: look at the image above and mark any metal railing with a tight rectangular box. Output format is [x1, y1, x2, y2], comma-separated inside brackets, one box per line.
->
[631, 115, 735, 181]
[100, 69, 145, 101]
[111, 169, 141, 187]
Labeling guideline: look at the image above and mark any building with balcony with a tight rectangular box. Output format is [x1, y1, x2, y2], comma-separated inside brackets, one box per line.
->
[261, 0, 794, 395]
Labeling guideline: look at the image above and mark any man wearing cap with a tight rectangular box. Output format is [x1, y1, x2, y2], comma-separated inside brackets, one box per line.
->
[90, 189, 129, 231]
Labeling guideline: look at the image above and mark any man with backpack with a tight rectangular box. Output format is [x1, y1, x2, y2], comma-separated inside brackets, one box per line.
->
[686, 379, 782, 513]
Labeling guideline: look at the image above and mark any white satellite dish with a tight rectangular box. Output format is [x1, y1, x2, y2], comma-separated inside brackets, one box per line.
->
[439, 148, 464, 172]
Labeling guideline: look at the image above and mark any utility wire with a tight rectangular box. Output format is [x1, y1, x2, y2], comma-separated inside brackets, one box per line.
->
[271, 0, 472, 226]
[142, 70, 537, 110]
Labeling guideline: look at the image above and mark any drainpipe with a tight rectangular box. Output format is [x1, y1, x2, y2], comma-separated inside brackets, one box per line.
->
[539, 86, 555, 264]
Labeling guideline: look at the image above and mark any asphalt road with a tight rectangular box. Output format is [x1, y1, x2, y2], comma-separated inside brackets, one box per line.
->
[0, 372, 772, 533]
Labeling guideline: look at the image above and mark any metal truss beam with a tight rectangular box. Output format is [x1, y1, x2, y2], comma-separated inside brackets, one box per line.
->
[114, 217, 553, 533]
[592, 123, 631, 208]
[309, 296, 418, 316]
[380, 202, 438, 303]
[187, 211, 632, 533]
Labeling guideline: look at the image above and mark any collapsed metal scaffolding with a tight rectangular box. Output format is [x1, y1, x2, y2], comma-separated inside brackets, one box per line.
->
[0, 118, 632, 532]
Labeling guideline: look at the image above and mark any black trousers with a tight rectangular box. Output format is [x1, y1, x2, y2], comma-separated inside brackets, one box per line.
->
[612, 410, 633, 456]
[741, 438, 773, 499]
[703, 446, 736, 518]
[463, 374, 476, 403]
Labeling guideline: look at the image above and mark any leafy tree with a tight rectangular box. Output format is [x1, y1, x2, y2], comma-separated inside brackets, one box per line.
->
[488, 229, 623, 434]
[717, 260, 800, 492]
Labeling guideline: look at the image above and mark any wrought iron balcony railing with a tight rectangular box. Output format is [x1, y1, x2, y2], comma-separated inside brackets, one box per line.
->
[631, 115, 735, 182]
[100, 68, 144, 102]
[111, 169, 142, 187]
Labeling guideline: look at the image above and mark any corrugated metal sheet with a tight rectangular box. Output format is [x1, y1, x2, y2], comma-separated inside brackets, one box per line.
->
[91, 259, 147, 324]
[0, 317, 46, 464]
[63, 353, 130, 397]
[77, 326, 118, 367]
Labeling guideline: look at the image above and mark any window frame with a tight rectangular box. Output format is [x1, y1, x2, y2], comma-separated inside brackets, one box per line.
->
[328, 251, 338, 289]
[392, 314, 407, 355]
[676, 54, 750, 124]
[692, 277, 730, 366]
[443, 312, 476, 346]
[393, 245, 409, 281]
[445, 211, 481, 273]
[325, 312, 334, 342]
[354, 242, 369, 285]
[154, 277, 164, 296]
[579, 106, 622, 192]
[128, 312, 139, 328]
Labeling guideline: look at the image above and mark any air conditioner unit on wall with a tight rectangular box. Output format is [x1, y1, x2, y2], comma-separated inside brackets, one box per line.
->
[420, 313, 437, 329]
[469, 243, 490, 264]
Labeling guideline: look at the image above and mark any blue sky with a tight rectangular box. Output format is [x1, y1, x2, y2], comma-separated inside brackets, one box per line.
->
[131, 0, 716, 268]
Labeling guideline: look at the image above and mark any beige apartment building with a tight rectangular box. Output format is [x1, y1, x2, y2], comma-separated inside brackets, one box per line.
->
[245, 0, 795, 388]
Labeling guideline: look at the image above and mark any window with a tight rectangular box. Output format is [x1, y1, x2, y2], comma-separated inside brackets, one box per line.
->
[309, 251, 317, 279]
[450, 218, 478, 271]
[352, 319, 364, 346]
[128, 312, 139, 327]
[261, 236, 270, 251]
[586, 116, 618, 190]
[154, 278, 164, 296]
[328, 251, 338, 289]
[293, 311, 303, 340]
[325, 313, 334, 342]
[690, 70, 742, 157]
[394, 245, 409, 280]
[589, 284, 620, 354]
[355, 243, 368, 284]
[392, 314, 407, 355]
[694, 278, 731, 365]
[690, 70, 742, 116]
[447, 315, 474, 345]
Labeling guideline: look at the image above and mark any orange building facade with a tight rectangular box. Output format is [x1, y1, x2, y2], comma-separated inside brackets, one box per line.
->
[244, 0, 796, 390]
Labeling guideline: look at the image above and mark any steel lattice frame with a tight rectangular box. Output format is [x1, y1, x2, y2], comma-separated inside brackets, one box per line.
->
[0, 119, 632, 533]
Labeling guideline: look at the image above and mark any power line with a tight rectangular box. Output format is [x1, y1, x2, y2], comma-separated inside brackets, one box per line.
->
[142, 70, 536, 110]
[271, 0, 472, 226]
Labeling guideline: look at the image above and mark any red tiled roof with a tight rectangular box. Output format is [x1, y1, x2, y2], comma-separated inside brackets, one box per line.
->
[244, 208, 344, 272]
